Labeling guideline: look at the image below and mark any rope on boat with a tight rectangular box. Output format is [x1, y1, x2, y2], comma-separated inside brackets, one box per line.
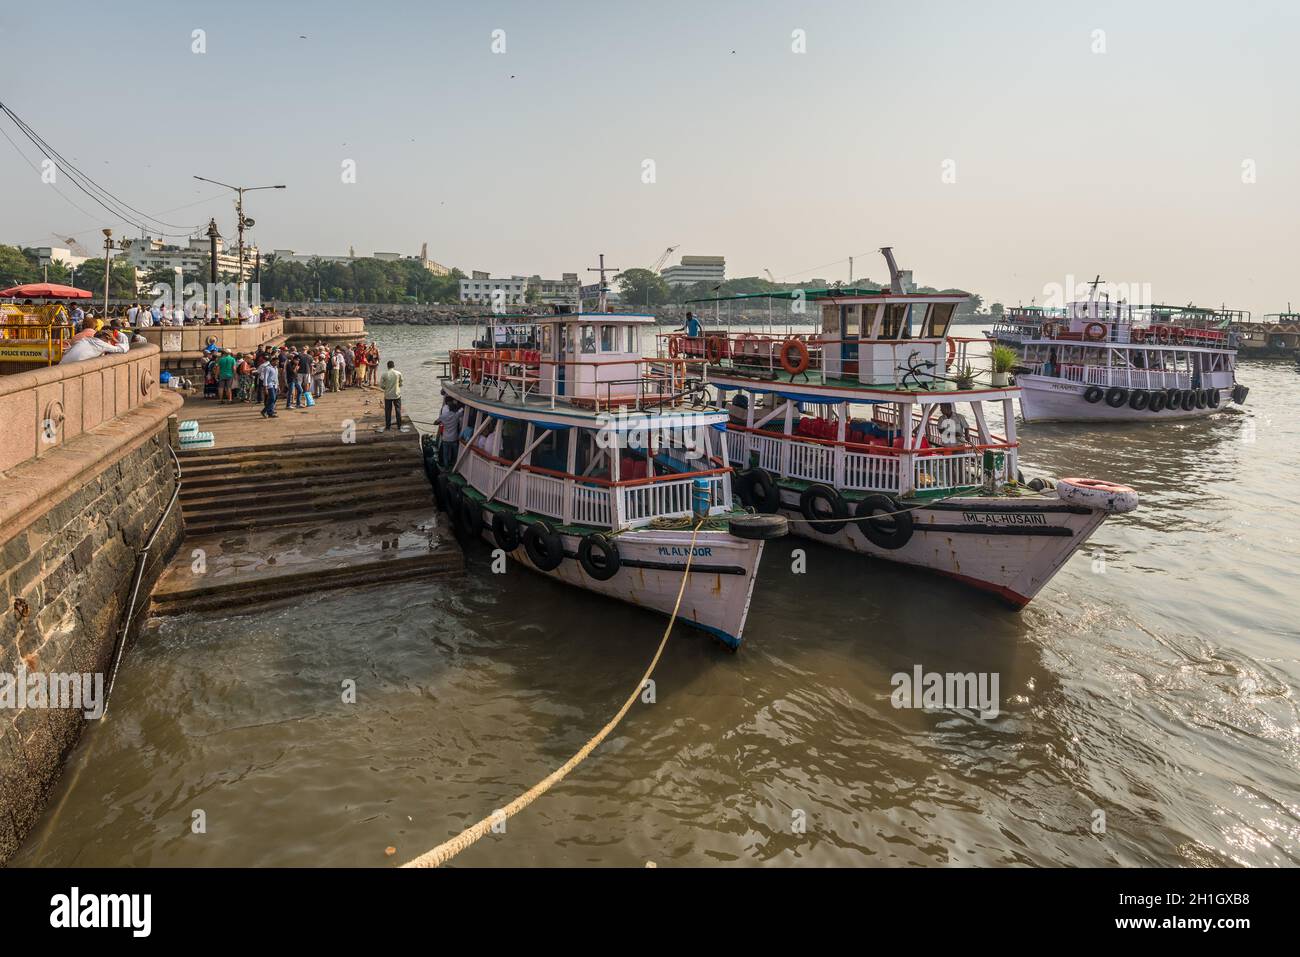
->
[400, 518, 707, 869]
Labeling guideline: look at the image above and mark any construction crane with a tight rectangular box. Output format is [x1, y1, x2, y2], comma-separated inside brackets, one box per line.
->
[649, 244, 678, 274]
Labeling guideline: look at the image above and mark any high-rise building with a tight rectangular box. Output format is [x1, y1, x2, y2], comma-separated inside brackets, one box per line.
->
[661, 255, 725, 287]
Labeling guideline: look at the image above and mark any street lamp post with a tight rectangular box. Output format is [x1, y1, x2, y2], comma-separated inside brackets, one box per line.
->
[193, 176, 285, 313]
[102, 228, 114, 318]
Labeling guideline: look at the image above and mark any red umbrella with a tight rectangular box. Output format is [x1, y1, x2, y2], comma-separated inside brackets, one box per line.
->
[0, 282, 93, 299]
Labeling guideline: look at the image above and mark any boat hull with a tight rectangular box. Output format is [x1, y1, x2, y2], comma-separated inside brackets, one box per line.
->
[1017, 375, 1230, 423]
[466, 503, 764, 649]
[779, 490, 1109, 607]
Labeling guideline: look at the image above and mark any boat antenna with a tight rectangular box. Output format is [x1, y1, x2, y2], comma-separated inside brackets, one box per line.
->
[586, 253, 619, 313]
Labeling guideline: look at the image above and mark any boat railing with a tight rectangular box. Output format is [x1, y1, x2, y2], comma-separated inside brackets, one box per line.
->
[727, 423, 1012, 495]
[657, 331, 990, 390]
[457, 444, 731, 530]
[1029, 362, 1191, 390]
[449, 348, 693, 412]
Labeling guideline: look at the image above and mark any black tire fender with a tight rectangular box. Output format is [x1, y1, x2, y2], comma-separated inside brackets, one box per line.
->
[1165, 388, 1181, 408]
[732, 469, 755, 509]
[1195, 389, 1209, 409]
[1180, 390, 1197, 411]
[444, 478, 463, 515]
[1128, 389, 1150, 411]
[853, 494, 914, 550]
[491, 510, 521, 551]
[577, 532, 620, 581]
[799, 483, 848, 534]
[748, 468, 782, 514]
[522, 520, 564, 571]
[1207, 388, 1221, 408]
[1104, 386, 1128, 408]
[1083, 385, 1104, 404]
[727, 513, 788, 541]
[459, 496, 484, 538]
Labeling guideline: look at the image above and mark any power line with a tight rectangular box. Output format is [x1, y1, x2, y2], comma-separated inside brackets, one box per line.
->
[0, 100, 209, 237]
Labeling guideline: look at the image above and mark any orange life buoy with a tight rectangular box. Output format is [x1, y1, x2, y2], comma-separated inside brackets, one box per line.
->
[946, 337, 957, 366]
[705, 335, 726, 363]
[667, 334, 683, 357]
[1084, 322, 1107, 341]
[780, 338, 809, 376]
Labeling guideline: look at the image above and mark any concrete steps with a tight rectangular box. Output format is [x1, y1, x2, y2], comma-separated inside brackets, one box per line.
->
[148, 420, 461, 617]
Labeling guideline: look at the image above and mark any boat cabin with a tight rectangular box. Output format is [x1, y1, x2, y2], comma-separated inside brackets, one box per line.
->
[816, 291, 963, 383]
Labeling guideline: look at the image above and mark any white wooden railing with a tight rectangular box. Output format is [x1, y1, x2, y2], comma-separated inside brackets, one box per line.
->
[914, 452, 983, 491]
[460, 450, 729, 530]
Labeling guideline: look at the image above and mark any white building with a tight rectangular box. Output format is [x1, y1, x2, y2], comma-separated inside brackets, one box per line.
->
[661, 255, 725, 288]
[460, 276, 527, 305]
[527, 272, 580, 305]
[115, 235, 256, 284]
[32, 246, 91, 270]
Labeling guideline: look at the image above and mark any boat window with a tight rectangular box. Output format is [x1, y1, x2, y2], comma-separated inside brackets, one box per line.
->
[600, 325, 617, 351]
[533, 429, 569, 473]
[821, 304, 838, 334]
[540, 325, 553, 354]
[499, 419, 528, 461]
[881, 304, 907, 339]
[928, 303, 956, 337]
[842, 305, 861, 338]
[907, 303, 930, 336]
[579, 324, 597, 354]
[625, 326, 637, 353]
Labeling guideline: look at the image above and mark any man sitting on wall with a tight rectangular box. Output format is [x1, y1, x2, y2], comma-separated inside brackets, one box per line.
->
[59, 329, 128, 364]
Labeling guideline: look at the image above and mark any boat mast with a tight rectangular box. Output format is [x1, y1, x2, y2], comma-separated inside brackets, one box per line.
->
[587, 253, 619, 314]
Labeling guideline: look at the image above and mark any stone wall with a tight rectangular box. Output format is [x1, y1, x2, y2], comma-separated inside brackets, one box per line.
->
[0, 353, 183, 864]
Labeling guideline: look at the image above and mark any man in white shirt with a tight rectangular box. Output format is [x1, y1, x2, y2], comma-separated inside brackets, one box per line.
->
[258, 359, 280, 418]
[436, 396, 461, 467]
[60, 331, 129, 364]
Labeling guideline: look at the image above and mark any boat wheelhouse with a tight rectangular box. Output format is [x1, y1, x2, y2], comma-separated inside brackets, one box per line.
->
[985, 305, 1058, 346]
[1015, 300, 1247, 423]
[660, 248, 1138, 608]
[435, 310, 785, 649]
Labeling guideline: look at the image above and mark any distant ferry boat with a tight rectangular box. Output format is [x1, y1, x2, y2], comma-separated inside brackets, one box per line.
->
[435, 308, 785, 649]
[662, 249, 1138, 609]
[1015, 298, 1248, 423]
[985, 305, 1056, 346]
[1230, 310, 1300, 358]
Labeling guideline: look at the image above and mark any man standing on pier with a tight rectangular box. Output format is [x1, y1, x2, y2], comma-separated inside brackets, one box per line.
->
[259, 356, 280, 418]
[379, 359, 403, 431]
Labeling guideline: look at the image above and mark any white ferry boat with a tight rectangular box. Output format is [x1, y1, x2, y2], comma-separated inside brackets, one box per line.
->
[434, 307, 785, 650]
[1015, 299, 1248, 423]
[663, 249, 1138, 608]
[985, 305, 1056, 346]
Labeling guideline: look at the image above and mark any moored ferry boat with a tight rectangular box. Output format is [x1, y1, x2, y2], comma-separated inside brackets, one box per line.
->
[985, 305, 1056, 346]
[662, 249, 1138, 608]
[435, 308, 785, 649]
[1015, 299, 1248, 423]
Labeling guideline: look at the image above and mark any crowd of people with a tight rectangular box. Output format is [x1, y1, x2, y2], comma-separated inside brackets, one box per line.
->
[200, 339, 405, 429]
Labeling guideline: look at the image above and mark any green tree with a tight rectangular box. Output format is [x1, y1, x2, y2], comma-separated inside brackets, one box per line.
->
[0, 244, 38, 287]
[72, 257, 137, 298]
[617, 268, 671, 307]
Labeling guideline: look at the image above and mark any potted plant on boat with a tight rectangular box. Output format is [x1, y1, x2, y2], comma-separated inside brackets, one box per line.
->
[956, 362, 975, 390]
[990, 345, 1017, 387]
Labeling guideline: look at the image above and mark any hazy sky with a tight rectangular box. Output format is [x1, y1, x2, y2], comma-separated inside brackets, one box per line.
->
[3, 0, 1298, 314]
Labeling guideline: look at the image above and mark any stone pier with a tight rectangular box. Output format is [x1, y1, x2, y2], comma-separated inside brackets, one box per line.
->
[0, 343, 183, 864]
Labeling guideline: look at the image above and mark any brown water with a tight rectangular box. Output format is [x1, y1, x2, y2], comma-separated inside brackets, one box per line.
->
[15, 323, 1300, 867]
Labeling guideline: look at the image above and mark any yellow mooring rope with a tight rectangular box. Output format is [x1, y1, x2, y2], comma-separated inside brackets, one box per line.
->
[401, 518, 707, 868]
